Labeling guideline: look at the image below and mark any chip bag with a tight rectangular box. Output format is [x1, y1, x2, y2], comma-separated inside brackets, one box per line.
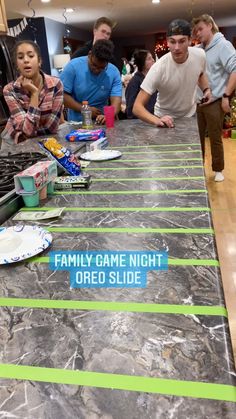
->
[39, 138, 81, 176]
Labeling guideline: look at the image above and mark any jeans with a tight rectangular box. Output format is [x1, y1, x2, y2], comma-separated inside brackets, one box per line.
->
[197, 99, 225, 172]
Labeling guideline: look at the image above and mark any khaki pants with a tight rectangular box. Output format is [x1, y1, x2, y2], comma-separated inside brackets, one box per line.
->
[197, 99, 225, 172]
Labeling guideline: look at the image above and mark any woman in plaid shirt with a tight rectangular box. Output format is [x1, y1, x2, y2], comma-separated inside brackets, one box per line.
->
[2, 40, 64, 144]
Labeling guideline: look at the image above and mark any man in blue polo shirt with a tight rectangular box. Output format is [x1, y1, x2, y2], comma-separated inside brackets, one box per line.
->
[60, 39, 122, 123]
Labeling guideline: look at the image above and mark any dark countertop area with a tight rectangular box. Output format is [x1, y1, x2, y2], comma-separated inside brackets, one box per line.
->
[0, 118, 236, 418]
[0, 122, 86, 154]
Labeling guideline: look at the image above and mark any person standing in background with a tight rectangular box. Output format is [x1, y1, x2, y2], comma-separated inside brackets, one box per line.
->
[125, 49, 156, 119]
[122, 57, 131, 76]
[71, 16, 122, 72]
[192, 14, 236, 182]
[60, 40, 122, 124]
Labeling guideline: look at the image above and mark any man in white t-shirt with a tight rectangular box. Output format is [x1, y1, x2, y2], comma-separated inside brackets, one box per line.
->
[133, 19, 212, 128]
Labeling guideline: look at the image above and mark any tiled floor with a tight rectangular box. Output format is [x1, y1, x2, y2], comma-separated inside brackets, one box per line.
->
[204, 136, 236, 365]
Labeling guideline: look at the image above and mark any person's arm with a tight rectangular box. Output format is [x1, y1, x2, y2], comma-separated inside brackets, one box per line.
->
[38, 79, 64, 134]
[95, 97, 121, 125]
[221, 72, 236, 113]
[133, 89, 174, 127]
[198, 72, 212, 104]
[60, 61, 84, 116]
[63, 92, 82, 113]
[3, 81, 41, 138]
[125, 77, 140, 118]
[109, 66, 122, 116]
[219, 42, 236, 113]
[64, 93, 101, 119]
[93, 65, 122, 125]
[110, 96, 121, 116]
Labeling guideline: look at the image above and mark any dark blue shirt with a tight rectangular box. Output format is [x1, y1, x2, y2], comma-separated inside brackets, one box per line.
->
[125, 71, 157, 119]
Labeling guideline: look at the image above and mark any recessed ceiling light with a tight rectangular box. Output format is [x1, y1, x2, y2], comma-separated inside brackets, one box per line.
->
[65, 8, 75, 13]
[152, 0, 160, 3]
[41, 0, 51, 3]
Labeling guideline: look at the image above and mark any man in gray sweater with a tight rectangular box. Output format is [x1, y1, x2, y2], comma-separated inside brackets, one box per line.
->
[192, 14, 236, 182]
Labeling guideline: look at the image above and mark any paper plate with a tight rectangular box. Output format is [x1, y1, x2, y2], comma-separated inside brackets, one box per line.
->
[0, 225, 52, 264]
[80, 150, 122, 161]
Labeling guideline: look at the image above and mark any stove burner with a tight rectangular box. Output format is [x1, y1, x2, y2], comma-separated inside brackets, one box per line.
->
[0, 152, 46, 197]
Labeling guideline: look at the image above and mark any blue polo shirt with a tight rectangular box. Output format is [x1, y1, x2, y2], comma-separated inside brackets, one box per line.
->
[60, 56, 122, 121]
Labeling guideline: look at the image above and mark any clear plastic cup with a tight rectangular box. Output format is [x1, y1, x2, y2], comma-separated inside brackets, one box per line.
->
[22, 191, 39, 207]
[104, 105, 115, 128]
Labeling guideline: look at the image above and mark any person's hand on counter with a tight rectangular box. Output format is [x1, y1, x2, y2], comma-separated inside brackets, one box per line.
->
[156, 115, 174, 128]
[90, 106, 102, 119]
[133, 90, 175, 128]
[95, 114, 106, 125]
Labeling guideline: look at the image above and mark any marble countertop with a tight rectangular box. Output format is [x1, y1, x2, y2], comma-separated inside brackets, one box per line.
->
[0, 122, 86, 155]
[0, 118, 236, 418]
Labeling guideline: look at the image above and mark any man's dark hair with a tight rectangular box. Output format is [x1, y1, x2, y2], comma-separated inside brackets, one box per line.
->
[91, 40, 114, 62]
[133, 49, 150, 72]
[93, 16, 115, 30]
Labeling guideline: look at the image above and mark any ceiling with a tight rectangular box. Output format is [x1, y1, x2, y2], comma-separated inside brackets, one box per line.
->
[5, 0, 236, 37]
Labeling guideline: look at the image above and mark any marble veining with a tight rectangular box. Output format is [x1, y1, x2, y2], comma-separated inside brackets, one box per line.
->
[0, 119, 235, 418]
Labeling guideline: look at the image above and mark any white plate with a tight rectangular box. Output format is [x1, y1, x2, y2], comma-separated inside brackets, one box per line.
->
[0, 225, 52, 264]
[80, 150, 122, 161]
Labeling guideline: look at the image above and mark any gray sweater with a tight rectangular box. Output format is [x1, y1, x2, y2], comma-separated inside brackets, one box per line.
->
[199, 32, 236, 100]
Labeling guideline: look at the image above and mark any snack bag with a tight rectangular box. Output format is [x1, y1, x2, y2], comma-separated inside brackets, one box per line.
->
[65, 128, 106, 142]
[39, 138, 81, 176]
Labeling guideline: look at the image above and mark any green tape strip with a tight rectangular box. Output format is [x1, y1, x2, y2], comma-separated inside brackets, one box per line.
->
[169, 258, 219, 266]
[114, 158, 202, 162]
[112, 143, 199, 148]
[93, 176, 204, 182]
[0, 364, 235, 402]
[0, 297, 227, 317]
[53, 189, 206, 195]
[29, 257, 220, 267]
[21, 206, 211, 212]
[87, 165, 203, 171]
[46, 227, 214, 234]
[124, 150, 201, 155]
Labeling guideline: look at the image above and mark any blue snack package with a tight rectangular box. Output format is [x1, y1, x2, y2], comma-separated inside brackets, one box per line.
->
[38, 138, 81, 176]
[65, 128, 106, 142]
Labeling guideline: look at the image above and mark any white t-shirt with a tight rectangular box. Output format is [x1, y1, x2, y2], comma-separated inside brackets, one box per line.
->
[141, 47, 206, 118]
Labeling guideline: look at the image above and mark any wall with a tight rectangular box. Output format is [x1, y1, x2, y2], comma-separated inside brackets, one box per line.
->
[7, 17, 90, 75]
[8, 17, 51, 74]
[220, 26, 236, 47]
[113, 25, 236, 62]
[44, 18, 90, 74]
[113, 33, 157, 61]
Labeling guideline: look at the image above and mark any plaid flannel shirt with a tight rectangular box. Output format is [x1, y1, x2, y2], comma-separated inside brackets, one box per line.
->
[3, 72, 63, 143]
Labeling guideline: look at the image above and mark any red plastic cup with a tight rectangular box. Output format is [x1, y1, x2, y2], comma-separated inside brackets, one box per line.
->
[104, 105, 115, 128]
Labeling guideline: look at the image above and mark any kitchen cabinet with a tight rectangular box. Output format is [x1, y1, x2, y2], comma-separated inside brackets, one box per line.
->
[0, 0, 8, 33]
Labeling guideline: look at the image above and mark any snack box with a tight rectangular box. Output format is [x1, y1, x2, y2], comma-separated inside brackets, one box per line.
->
[54, 174, 91, 189]
[86, 136, 108, 152]
[14, 160, 57, 193]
